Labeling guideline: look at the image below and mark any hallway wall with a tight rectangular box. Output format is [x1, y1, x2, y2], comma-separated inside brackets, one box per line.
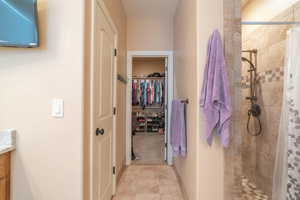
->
[127, 16, 174, 51]
[122, 0, 179, 51]
[173, 0, 225, 199]
[0, 0, 85, 199]
[173, 0, 198, 199]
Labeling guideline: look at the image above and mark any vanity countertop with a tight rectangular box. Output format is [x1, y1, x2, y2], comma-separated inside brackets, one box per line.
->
[0, 129, 16, 155]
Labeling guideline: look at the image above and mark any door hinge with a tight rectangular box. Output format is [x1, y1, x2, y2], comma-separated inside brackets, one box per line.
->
[113, 166, 116, 175]
[113, 107, 117, 115]
[165, 143, 167, 148]
[114, 49, 117, 57]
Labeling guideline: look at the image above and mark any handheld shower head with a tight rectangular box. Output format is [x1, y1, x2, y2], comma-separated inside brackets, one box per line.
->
[242, 54, 262, 136]
[242, 57, 255, 69]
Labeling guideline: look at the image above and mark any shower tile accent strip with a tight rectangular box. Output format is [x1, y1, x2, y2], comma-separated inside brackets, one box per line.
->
[241, 67, 284, 89]
[242, 177, 269, 200]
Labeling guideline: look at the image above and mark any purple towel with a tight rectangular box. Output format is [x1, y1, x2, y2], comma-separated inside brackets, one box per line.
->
[170, 100, 187, 157]
[200, 30, 232, 148]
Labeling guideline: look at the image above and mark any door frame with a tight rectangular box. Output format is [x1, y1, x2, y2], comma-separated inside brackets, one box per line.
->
[126, 51, 174, 166]
[89, 0, 118, 199]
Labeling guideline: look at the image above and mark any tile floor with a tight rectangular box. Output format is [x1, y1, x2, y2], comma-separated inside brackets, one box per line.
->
[133, 132, 165, 165]
[242, 177, 269, 200]
[113, 165, 184, 200]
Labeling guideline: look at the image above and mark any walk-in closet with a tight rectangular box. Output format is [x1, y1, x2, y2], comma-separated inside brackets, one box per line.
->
[131, 57, 167, 165]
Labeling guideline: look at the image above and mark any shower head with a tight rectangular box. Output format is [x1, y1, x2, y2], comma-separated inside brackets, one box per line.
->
[242, 57, 255, 70]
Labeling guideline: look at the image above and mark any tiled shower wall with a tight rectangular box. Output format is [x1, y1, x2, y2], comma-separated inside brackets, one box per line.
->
[241, 2, 300, 197]
[224, 0, 242, 199]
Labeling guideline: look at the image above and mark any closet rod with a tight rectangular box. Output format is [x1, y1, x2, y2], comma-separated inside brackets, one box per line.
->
[117, 74, 127, 84]
[133, 106, 162, 110]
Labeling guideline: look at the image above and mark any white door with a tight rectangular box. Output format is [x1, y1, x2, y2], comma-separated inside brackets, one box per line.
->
[92, 3, 116, 200]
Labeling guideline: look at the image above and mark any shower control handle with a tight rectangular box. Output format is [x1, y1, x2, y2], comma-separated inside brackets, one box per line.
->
[249, 104, 261, 117]
[246, 96, 257, 101]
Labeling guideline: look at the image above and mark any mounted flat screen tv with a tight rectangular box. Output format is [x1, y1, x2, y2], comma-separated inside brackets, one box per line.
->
[0, 0, 39, 48]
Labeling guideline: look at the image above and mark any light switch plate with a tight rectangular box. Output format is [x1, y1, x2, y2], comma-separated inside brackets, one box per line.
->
[52, 99, 64, 118]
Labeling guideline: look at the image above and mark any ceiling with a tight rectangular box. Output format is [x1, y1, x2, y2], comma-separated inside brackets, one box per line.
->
[121, 0, 179, 18]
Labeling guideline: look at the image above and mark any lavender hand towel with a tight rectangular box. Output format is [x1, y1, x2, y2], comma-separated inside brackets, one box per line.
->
[200, 30, 232, 148]
[170, 100, 187, 157]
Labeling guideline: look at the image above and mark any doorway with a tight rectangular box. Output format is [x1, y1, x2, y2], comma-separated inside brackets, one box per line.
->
[126, 51, 174, 166]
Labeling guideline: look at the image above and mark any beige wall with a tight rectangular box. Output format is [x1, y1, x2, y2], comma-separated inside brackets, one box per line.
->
[173, 0, 198, 199]
[102, 0, 128, 182]
[197, 0, 225, 199]
[127, 16, 173, 51]
[0, 0, 127, 199]
[173, 0, 224, 199]
[0, 0, 85, 199]
[132, 58, 165, 77]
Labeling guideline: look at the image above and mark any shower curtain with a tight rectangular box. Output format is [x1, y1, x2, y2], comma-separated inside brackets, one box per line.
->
[272, 26, 300, 200]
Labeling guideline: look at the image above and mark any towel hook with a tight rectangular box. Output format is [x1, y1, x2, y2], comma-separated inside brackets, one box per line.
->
[181, 99, 189, 104]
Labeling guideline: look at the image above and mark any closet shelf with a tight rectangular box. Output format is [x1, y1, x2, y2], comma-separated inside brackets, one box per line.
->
[132, 77, 165, 80]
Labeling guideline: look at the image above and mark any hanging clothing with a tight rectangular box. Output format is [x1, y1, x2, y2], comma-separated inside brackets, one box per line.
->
[155, 81, 160, 104]
[200, 30, 232, 148]
[170, 100, 187, 157]
[151, 80, 155, 104]
[132, 79, 164, 107]
[272, 26, 300, 200]
[132, 80, 137, 105]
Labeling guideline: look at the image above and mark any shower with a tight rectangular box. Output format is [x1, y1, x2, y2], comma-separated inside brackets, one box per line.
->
[242, 49, 262, 136]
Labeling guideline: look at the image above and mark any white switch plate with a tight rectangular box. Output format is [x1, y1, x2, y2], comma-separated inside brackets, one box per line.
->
[52, 99, 64, 118]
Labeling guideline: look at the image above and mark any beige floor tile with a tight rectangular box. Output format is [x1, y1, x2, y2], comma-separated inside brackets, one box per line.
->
[160, 194, 184, 200]
[112, 194, 135, 200]
[135, 193, 160, 200]
[133, 133, 165, 165]
[114, 165, 184, 200]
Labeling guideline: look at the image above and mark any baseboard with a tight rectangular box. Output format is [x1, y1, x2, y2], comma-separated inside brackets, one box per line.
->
[117, 163, 126, 184]
[173, 166, 189, 200]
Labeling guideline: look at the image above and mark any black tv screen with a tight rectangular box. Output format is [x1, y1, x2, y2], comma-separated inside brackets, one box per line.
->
[0, 0, 39, 48]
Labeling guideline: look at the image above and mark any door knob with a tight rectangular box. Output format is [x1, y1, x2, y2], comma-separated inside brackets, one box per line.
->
[96, 128, 105, 136]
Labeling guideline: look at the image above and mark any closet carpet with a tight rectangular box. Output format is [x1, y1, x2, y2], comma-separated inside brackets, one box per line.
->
[133, 133, 165, 165]
[113, 165, 184, 200]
